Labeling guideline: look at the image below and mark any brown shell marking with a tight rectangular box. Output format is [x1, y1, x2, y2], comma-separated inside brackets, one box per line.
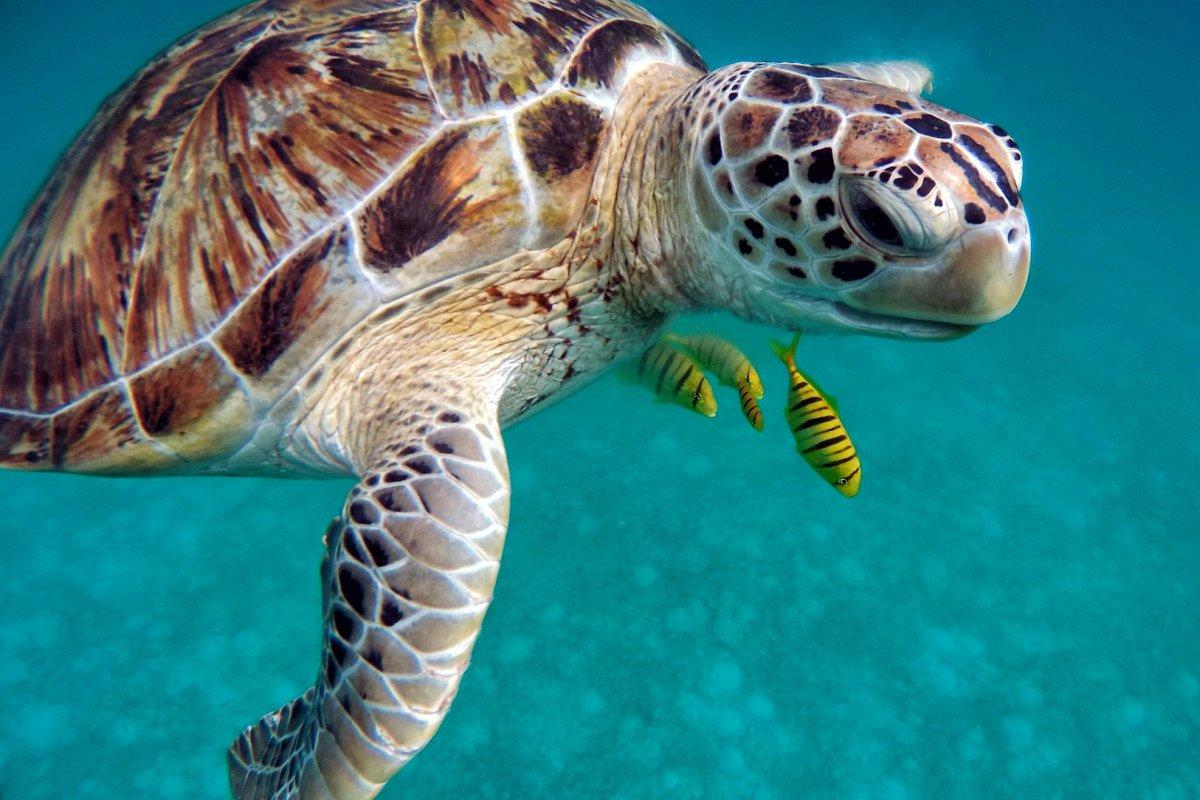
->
[355, 119, 529, 285]
[744, 68, 813, 103]
[564, 18, 670, 90]
[128, 344, 254, 462]
[0, 7, 279, 413]
[1, 0, 707, 474]
[125, 6, 437, 372]
[130, 345, 247, 438]
[417, 0, 662, 116]
[719, 101, 782, 159]
[52, 386, 174, 473]
[215, 224, 377, 392]
[0, 412, 50, 469]
[516, 92, 607, 247]
[782, 106, 843, 149]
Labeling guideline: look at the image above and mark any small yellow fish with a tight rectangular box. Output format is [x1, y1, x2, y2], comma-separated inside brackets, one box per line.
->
[771, 334, 861, 498]
[737, 381, 765, 432]
[668, 333, 764, 431]
[637, 341, 717, 417]
[666, 334, 764, 397]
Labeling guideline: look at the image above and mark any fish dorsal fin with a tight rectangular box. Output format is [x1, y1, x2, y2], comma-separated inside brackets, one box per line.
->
[822, 61, 933, 95]
[804, 374, 841, 414]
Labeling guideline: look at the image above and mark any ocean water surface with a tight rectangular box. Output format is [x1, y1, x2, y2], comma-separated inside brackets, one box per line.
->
[0, 1, 1196, 797]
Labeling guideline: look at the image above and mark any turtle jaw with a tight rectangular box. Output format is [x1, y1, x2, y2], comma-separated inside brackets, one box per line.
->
[837, 218, 1032, 331]
[771, 292, 979, 341]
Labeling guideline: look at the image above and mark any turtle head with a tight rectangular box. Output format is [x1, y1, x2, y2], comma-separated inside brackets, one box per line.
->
[681, 63, 1029, 339]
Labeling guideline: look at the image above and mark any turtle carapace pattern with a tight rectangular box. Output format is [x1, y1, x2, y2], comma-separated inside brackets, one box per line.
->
[0, 1, 1030, 797]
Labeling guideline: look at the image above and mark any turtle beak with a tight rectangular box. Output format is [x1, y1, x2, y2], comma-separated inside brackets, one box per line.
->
[840, 213, 1031, 326]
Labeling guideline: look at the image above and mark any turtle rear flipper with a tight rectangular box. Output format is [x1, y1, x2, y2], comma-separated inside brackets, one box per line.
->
[229, 405, 510, 800]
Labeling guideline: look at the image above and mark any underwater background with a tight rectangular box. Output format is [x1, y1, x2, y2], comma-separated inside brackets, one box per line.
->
[0, 0, 1196, 797]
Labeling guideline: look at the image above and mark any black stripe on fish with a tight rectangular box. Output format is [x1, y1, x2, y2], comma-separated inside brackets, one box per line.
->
[803, 435, 847, 454]
[821, 453, 860, 468]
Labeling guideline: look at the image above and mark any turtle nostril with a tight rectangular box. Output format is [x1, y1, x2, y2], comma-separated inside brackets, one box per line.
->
[1006, 226, 1020, 245]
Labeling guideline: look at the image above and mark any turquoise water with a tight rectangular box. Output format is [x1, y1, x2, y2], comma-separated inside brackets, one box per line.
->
[1, 1, 1197, 797]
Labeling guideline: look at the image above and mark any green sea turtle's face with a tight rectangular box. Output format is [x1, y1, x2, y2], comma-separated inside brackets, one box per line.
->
[688, 63, 1030, 339]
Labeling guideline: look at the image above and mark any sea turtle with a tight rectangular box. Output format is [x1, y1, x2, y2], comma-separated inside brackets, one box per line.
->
[0, 1, 1030, 797]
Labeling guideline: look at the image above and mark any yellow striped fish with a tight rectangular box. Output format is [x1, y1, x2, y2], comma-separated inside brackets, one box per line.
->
[737, 381, 765, 432]
[770, 335, 861, 497]
[667, 334, 764, 431]
[637, 341, 717, 417]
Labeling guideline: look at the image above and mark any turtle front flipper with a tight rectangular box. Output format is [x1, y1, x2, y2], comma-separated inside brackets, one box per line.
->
[228, 408, 509, 800]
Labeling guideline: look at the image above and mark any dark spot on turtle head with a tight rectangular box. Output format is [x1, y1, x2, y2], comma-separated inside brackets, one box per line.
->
[873, 104, 901, 115]
[755, 155, 790, 187]
[897, 100, 915, 111]
[738, 239, 755, 256]
[775, 237, 798, 257]
[785, 64, 849, 79]
[790, 195, 802, 207]
[832, 259, 878, 281]
[904, 113, 953, 139]
[438, 412, 463, 424]
[744, 219, 765, 239]
[816, 196, 836, 220]
[788, 266, 807, 279]
[917, 177, 936, 197]
[964, 202, 987, 224]
[785, 106, 842, 149]
[807, 148, 836, 184]
[822, 228, 853, 250]
[893, 166, 919, 191]
[707, 133, 723, 165]
[745, 68, 813, 103]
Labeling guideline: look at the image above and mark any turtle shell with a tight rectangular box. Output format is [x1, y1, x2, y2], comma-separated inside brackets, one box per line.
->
[0, 0, 705, 473]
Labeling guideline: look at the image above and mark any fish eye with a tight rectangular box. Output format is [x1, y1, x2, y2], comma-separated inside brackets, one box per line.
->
[848, 184, 904, 250]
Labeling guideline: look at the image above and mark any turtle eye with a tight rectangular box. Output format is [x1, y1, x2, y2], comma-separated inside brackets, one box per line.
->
[848, 184, 904, 250]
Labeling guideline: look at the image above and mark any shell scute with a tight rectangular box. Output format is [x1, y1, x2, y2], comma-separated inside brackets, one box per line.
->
[354, 119, 530, 293]
[0, 0, 708, 472]
[417, 0, 661, 117]
[515, 91, 607, 247]
[0, 7, 280, 413]
[128, 344, 255, 462]
[563, 18, 670, 90]
[0, 413, 50, 470]
[51, 385, 174, 473]
[214, 223, 378, 395]
[125, 5, 437, 371]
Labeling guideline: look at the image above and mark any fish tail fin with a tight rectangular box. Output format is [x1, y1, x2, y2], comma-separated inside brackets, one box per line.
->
[769, 333, 801, 366]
